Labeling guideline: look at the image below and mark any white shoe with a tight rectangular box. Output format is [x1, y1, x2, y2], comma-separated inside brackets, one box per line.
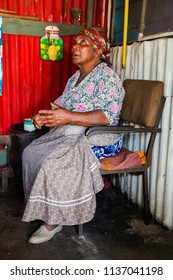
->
[28, 225, 63, 244]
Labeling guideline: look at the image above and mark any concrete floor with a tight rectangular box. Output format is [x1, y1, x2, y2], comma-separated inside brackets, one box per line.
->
[1, 179, 173, 260]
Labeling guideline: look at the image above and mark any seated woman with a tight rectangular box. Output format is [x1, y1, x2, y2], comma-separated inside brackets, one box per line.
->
[22, 27, 125, 244]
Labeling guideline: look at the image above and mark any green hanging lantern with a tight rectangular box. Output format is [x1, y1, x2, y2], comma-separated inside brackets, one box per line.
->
[40, 26, 63, 61]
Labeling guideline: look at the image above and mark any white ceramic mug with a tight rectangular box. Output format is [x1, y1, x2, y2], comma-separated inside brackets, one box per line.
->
[24, 118, 36, 132]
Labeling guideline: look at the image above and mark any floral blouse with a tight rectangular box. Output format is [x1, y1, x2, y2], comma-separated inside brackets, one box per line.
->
[54, 62, 125, 125]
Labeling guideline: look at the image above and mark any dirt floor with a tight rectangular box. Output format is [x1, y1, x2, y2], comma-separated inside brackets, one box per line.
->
[1, 179, 173, 261]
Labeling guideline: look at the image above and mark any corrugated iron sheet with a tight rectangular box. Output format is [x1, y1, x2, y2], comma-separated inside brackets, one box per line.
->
[111, 38, 173, 230]
[0, 32, 77, 134]
[0, 0, 108, 134]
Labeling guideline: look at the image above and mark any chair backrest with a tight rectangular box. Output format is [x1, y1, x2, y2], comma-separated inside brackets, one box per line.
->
[121, 79, 164, 127]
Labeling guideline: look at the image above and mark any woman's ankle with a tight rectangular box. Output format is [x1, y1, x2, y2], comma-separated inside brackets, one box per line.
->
[44, 223, 58, 231]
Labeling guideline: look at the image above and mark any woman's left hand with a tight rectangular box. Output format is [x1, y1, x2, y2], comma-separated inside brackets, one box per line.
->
[38, 103, 71, 127]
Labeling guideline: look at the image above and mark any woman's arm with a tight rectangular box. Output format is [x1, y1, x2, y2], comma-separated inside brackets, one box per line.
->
[32, 103, 109, 129]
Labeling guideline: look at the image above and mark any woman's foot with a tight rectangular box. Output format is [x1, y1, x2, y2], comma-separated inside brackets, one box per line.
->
[44, 223, 58, 231]
[28, 224, 63, 244]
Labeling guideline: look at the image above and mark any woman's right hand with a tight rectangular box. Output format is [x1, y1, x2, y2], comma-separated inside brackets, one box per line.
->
[32, 114, 43, 130]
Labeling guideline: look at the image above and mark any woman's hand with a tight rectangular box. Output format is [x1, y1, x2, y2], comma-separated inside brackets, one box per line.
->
[37, 103, 72, 127]
[32, 114, 44, 129]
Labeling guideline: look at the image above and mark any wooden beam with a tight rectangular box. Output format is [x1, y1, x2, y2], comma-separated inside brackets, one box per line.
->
[85, 0, 95, 28]
[110, 0, 116, 44]
[2, 17, 85, 37]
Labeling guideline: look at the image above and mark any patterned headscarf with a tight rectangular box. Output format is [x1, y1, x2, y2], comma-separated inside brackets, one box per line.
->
[77, 27, 110, 57]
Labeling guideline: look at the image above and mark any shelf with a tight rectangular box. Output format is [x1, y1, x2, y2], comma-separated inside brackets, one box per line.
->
[2, 17, 85, 37]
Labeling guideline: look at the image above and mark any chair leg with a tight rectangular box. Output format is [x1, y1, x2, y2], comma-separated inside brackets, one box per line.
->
[142, 170, 150, 225]
[75, 224, 84, 237]
[115, 174, 121, 194]
[110, 174, 121, 195]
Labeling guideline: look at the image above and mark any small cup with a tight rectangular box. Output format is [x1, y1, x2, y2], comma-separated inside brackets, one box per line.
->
[24, 118, 36, 132]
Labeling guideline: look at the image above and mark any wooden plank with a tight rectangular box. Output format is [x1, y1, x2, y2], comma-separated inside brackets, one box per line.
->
[2, 17, 85, 37]
[0, 8, 16, 14]
[86, 0, 95, 28]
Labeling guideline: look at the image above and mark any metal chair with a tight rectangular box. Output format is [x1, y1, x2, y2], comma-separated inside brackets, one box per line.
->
[78, 79, 165, 236]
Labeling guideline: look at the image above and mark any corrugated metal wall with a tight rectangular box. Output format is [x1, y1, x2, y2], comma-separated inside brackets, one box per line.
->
[110, 38, 173, 230]
[0, 0, 108, 134]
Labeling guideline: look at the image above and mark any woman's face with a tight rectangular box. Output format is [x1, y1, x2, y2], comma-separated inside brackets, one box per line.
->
[72, 35, 100, 67]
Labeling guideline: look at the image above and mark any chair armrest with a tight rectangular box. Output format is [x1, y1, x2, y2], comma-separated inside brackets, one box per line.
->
[85, 125, 161, 137]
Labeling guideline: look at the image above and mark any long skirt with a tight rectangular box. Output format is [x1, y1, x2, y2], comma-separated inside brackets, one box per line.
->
[22, 125, 104, 225]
